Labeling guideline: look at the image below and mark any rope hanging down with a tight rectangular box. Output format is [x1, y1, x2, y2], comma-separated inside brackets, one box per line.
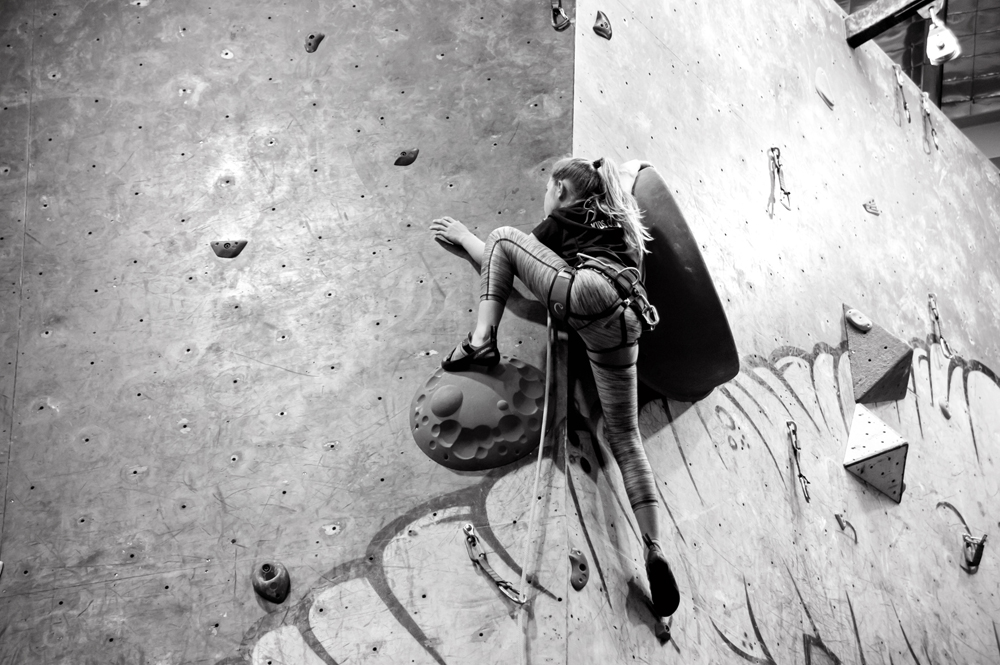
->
[461, 313, 555, 617]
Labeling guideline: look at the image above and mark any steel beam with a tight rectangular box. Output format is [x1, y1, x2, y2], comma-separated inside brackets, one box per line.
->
[845, 0, 936, 48]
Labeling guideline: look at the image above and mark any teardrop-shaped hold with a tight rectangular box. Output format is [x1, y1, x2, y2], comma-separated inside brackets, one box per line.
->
[845, 308, 873, 333]
[305, 32, 325, 53]
[211, 240, 248, 259]
[593, 11, 612, 40]
[394, 148, 419, 166]
[569, 548, 590, 591]
[251, 562, 291, 603]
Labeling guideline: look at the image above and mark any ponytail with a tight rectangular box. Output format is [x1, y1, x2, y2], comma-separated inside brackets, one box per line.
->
[551, 156, 652, 255]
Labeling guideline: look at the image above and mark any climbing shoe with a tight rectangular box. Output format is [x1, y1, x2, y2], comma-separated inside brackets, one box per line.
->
[644, 534, 680, 617]
[442, 327, 500, 372]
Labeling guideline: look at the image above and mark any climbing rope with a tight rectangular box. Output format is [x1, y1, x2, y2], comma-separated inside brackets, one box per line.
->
[516, 313, 555, 663]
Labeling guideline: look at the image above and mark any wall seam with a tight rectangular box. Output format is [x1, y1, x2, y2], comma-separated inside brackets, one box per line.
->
[0, 7, 34, 558]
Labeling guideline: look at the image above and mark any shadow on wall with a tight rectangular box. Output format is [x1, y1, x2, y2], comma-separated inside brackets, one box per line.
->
[215, 335, 1000, 664]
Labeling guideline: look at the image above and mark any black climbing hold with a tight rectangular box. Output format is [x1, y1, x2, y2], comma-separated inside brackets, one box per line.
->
[551, 0, 571, 31]
[251, 562, 290, 603]
[593, 11, 612, 40]
[569, 549, 589, 591]
[211, 240, 248, 259]
[305, 32, 325, 53]
[394, 148, 419, 166]
[655, 617, 671, 645]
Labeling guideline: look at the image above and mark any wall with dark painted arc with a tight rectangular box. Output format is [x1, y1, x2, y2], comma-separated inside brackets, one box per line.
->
[0, 0, 999, 663]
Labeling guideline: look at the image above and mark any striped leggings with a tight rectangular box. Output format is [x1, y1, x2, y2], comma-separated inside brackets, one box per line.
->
[481, 226, 657, 511]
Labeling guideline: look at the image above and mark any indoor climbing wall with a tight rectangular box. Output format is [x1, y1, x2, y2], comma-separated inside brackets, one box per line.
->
[570, 0, 1000, 662]
[0, 0, 575, 662]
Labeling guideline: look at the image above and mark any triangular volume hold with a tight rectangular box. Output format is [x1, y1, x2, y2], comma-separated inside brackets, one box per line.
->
[844, 404, 909, 503]
[843, 304, 913, 403]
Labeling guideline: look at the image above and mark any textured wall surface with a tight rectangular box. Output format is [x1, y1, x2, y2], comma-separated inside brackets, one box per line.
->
[571, 0, 1000, 662]
[0, 0, 572, 662]
[1, 0, 999, 663]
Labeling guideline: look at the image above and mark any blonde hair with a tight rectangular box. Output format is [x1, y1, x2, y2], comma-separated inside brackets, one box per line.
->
[551, 156, 651, 255]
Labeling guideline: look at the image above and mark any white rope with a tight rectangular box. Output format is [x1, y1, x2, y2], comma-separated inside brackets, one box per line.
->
[517, 313, 555, 664]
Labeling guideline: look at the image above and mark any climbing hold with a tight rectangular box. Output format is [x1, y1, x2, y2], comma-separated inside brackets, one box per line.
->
[843, 404, 908, 503]
[655, 617, 671, 644]
[211, 240, 248, 259]
[394, 148, 419, 166]
[815, 68, 834, 108]
[409, 357, 546, 471]
[304, 32, 325, 53]
[221, 49, 234, 59]
[843, 304, 913, 403]
[569, 548, 589, 591]
[862, 199, 880, 215]
[962, 533, 988, 574]
[593, 11, 612, 40]
[251, 562, 291, 603]
[551, 0, 571, 31]
[845, 308, 873, 332]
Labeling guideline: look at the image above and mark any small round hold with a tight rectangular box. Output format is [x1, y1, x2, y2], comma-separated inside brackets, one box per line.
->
[251, 561, 290, 603]
[305, 32, 325, 53]
[845, 308, 873, 332]
[394, 148, 419, 166]
[221, 49, 234, 59]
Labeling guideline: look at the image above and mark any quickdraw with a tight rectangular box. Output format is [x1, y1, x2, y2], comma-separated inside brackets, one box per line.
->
[928, 293, 953, 359]
[787, 421, 811, 503]
[463, 523, 524, 604]
[922, 92, 939, 154]
[767, 147, 791, 217]
[893, 65, 910, 125]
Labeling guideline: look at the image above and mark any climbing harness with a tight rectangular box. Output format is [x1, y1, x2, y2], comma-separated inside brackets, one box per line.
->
[787, 421, 810, 503]
[766, 148, 791, 217]
[928, 293, 953, 358]
[551, 0, 571, 31]
[548, 254, 658, 335]
[921, 92, 939, 154]
[893, 65, 910, 126]
[463, 523, 524, 604]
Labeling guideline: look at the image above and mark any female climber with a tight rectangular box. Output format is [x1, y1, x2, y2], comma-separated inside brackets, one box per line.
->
[428, 156, 680, 618]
